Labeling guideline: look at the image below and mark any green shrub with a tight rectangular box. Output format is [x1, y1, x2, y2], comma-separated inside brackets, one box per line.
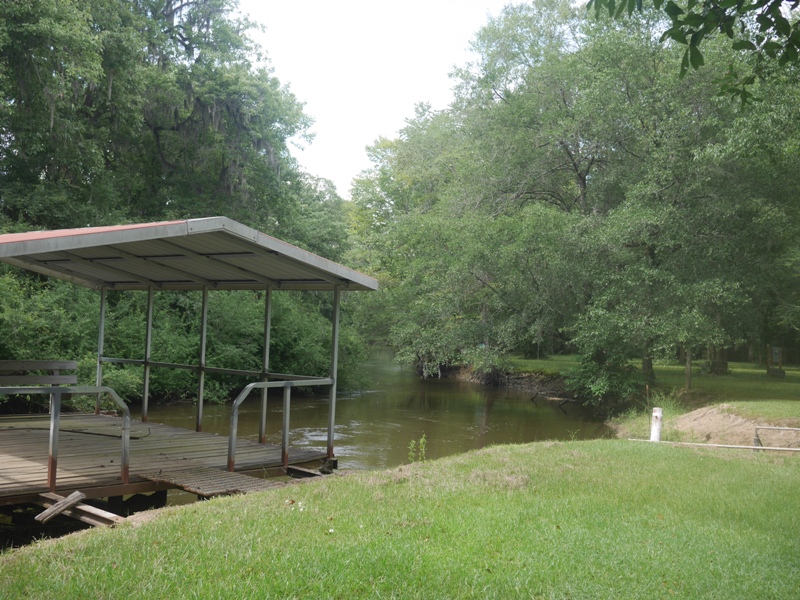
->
[565, 353, 640, 413]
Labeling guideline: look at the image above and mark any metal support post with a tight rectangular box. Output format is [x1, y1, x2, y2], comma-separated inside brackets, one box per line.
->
[95, 287, 107, 414]
[48, 391, 61, 492]
[259, 286, 272, 444]
[197, 287, 209, 432]
[142, 287, 154, 422]
[282, 385, 291, 468]
[327, 285, 341, 458]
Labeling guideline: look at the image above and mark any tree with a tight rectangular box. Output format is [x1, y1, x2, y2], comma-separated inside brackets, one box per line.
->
[348, 0, 800, 409]
[0, 0, 311, 230]
[0, 0, 366, 401]
[587, 0, 800, 101]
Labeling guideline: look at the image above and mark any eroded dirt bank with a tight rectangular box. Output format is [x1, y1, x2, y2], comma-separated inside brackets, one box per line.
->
[670, 405, 800, 447]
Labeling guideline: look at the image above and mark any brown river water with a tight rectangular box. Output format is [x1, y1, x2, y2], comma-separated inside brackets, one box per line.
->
[145, 350, 611, 470]
[1, 351, 610, 549]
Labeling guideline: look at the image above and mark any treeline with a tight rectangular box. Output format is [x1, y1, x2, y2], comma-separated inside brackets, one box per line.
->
[347, 1, 800, 408]
[0, 0, 364, 404]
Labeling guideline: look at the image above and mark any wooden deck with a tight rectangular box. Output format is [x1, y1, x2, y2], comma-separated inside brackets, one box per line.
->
[0, 413, 326, 506]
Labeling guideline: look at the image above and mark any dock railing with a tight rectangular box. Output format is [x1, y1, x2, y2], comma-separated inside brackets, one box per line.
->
[753, 425, 800, 449]
[227, 377, 334, 472]
[0, 385, 131, 491]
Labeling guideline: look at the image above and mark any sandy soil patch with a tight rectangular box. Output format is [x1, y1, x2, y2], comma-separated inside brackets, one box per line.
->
[673, 404, 800, 447]
[126, 508, 163, 528]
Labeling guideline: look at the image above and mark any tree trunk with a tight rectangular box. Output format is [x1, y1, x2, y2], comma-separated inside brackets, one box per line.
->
[684, 347, 692, 390]
[642, 354, 656, 387]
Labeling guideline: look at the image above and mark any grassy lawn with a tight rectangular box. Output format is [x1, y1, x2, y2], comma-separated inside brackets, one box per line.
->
[2, 440, 798, 599]
[509, 355, 579, 375]
[655, 361, 800, 420]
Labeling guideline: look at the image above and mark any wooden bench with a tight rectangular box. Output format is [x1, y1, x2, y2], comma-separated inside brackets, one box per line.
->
[0, 360, 131, 491]
[0, 360, 78, 387]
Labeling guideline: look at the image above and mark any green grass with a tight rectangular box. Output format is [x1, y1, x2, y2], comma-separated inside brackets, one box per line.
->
[4, 358, 797, 597]
[508, 354, 579, 375]
[655, 361, 800, 404]
[659, 362, 800, 423]
[2, 441, 798, 599]
[511, 355, 800, 425]
[609, 390, 692, 442]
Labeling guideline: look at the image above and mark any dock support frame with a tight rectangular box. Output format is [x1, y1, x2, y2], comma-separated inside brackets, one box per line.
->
[197, 287, 209, 432]
[327, 285, 341, 458]
[95, 287, 107, 414]
[260, 286, 272, 444]
[0, 385, 131, 491]
[47, 390, 61, 492]
[227, 378, 334, 472]
[142, 286, 154, 422]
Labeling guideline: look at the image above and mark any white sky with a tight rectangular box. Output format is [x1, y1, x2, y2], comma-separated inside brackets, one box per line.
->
[237, 1, 515, 198]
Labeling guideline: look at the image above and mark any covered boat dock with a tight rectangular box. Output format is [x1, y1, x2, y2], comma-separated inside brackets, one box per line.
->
[0, 217, 377, 509]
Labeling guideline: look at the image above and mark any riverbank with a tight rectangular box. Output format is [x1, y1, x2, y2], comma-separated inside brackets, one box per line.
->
[456, 365, 569, 400]
[2, 439, 797, 598]
[611, 400, 800, 447]
[500, 356, 800, 446]
[498, 367, 800, 447]
[608, 362, 800, 447]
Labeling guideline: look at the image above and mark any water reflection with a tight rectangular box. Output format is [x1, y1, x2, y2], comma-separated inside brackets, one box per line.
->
[146, 351, 610, 470]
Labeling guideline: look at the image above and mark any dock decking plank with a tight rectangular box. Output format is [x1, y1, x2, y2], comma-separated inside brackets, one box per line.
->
[0, 413, 325, 503]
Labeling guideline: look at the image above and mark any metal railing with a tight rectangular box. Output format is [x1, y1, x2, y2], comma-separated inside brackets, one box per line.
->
[101, 356, 325, 380]
[753, 426, 800, 449]
[227, 377, 334, 472]
[0, 385, 130, 491]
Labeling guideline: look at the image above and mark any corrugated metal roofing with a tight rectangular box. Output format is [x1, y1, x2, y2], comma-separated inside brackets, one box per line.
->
[0, 217, 378, 292]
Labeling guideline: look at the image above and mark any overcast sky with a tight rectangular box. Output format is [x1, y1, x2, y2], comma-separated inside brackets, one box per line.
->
[237, 1, 515, 197]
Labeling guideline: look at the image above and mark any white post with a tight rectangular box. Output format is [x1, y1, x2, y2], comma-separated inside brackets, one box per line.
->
[650, 407, 663, 442]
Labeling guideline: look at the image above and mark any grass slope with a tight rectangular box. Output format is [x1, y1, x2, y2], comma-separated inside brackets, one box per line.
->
[2, 440, 798, 599]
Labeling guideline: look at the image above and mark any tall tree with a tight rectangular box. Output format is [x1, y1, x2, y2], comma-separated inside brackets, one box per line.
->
[587, 0, 800, 101]
[0, 0, 311, 230]
[348, 1, 800, 408]
[0, 0, 364, 401]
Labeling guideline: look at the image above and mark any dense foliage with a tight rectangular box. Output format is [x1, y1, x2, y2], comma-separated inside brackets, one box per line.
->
[348, 1, 800, 407]
[3, 0, 798, 410]
[0, 0, 310, 229]
[588, 0, 800, 101]
[0, 0, 364, 404]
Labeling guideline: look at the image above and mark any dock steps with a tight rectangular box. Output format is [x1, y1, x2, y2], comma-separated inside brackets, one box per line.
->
[32, 492, 126, 527]
[137, 466, 284, 498]
[286, 466, 323, 479]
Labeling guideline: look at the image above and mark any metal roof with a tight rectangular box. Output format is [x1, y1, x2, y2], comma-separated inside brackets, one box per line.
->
[0, 217, 378, 292]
